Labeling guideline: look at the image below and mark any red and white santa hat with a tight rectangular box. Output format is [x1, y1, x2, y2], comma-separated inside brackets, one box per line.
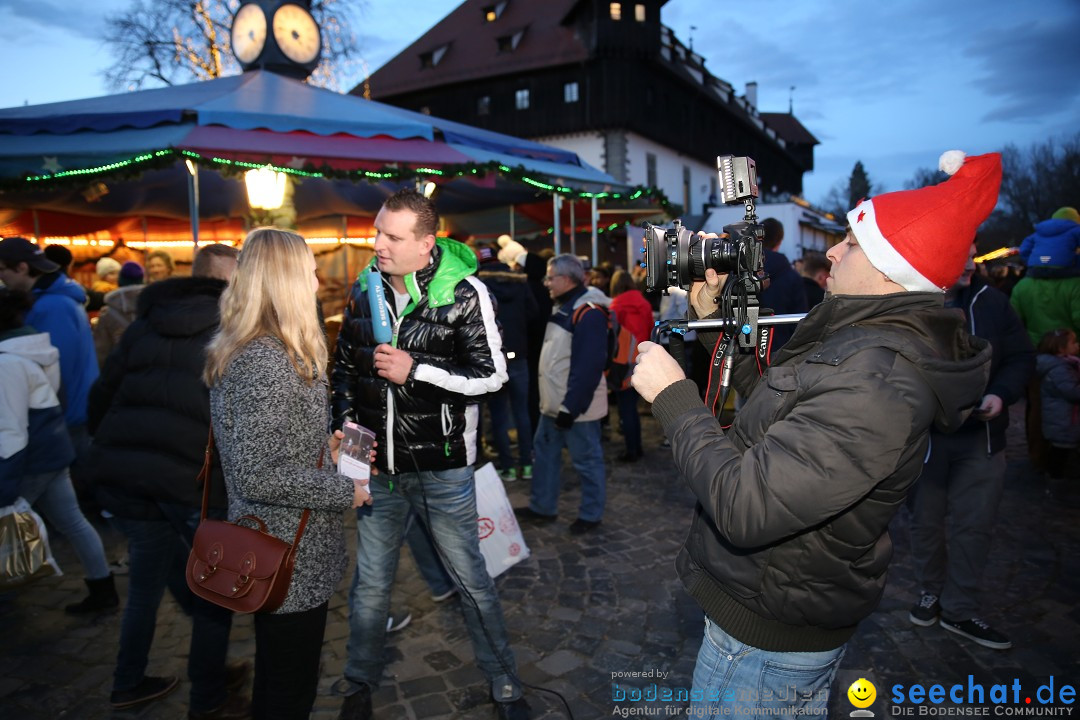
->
[846, 150, 1002, 292]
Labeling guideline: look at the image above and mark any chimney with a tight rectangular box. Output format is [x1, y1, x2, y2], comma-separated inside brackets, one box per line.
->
[745, 81, 758, 109]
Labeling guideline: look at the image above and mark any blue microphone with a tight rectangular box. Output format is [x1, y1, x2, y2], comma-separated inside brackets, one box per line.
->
[366, 268, 392, 344]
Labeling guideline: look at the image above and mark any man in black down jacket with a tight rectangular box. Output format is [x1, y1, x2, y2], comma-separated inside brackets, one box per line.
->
[631, 151, 998, 715]
[331, 190, 526, 720]
[477, 244, 538, 480]
[907, 243, 1034, 649]
[86, 244, 246, 717]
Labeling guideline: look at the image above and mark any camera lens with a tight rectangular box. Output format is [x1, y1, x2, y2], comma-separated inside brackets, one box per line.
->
[689, 236, 739, 280]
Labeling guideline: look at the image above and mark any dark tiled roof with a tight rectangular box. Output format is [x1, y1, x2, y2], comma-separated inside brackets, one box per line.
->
[760, 113, 819, 146]
[363, 0, 589, 98]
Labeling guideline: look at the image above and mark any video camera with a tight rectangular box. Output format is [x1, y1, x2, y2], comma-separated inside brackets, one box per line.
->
[639, 155, 804, 414]
[642, 155, 763, 295]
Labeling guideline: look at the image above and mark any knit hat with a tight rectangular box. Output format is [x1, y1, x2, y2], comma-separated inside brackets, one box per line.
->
[118, 261, 144, 286]
[43, 245, 73, 271]
[1051, 206, 1080, 224]
[846, 150, 1002, 292]
[96, 257, 121, 279]
[496, 234, 527, 267]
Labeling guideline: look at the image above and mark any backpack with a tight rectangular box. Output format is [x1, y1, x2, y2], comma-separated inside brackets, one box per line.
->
[571, 302, 638, 391]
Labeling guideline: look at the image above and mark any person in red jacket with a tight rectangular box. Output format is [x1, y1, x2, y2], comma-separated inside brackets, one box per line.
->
[609, 269, 653, 462]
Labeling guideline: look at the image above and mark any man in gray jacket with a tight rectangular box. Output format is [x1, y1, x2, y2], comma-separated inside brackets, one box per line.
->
[631, 151, 998, 715]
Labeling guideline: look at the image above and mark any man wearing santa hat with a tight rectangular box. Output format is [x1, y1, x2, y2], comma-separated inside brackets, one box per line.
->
[632, 151, 996, 714]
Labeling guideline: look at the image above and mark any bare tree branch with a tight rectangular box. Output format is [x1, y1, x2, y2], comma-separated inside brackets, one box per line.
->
[103, 0, 366, 92]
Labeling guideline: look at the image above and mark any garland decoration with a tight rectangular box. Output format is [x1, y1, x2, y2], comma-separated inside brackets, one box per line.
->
[6, 147, 672, 209]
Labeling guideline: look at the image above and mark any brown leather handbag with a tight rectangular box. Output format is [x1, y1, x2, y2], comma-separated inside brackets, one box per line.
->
[185, 429, 311, 614]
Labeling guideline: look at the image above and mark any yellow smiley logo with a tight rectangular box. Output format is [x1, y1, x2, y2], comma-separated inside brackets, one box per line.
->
[848, 678, 876, 708]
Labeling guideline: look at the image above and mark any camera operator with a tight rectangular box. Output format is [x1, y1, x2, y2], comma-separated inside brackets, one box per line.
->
[631, 151, 998, 714]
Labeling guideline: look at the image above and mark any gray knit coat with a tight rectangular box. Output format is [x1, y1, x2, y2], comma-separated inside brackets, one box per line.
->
[209, 337, 354, 614]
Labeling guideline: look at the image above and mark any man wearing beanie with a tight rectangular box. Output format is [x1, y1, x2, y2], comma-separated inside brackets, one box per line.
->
[497, 234, 553, 432]
[93, 262, 145, 368]
[631, 151, 995, 714]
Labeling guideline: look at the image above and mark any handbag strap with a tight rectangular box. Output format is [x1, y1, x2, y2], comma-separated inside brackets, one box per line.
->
[200, 426, 314, 547]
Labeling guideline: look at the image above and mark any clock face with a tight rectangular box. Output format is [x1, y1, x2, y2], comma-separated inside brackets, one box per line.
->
[231, 3, 267, 65]
[273, 3, 321, 65]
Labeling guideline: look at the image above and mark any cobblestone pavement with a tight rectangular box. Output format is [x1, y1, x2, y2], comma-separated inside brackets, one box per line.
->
[1, 403, 1077, 719]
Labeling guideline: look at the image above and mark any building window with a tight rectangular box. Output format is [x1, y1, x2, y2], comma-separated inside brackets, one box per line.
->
[515, 89, 530, 110]
[646, 153, 657, 188]
[477, 95, 491, 116]
[564, 81, 579, 103]
[710, 177, 718, 204]
[483, 1, 507, 22]
[610, 2, 622, 20]
[635, 4, 645, 21]
[497, 30, 524, 53]
[419, 44, 449, 69]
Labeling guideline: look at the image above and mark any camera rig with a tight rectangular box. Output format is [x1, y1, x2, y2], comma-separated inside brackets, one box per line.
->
[640, 155, 806, 414]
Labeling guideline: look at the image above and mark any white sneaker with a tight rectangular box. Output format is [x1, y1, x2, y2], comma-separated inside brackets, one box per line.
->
[431, 588, 458, 603]
[386, 611, 412, 633]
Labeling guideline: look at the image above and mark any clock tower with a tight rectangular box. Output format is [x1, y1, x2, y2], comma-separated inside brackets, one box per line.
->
[230, 0, 321, 80]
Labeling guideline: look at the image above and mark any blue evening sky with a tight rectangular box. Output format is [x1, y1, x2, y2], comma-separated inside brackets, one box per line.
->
[1, 0, 1077, 204]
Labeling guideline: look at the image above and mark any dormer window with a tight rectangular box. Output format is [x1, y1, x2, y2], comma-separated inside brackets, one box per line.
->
[634, 4, 645, 21]
[483, 1, 508, 22]
[610, 3, 622, 20]
[496, 29, 525, 53]
[419, 44, 449, 69]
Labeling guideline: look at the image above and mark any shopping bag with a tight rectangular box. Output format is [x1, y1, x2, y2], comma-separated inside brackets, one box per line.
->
[473, 462, 530, 578]
[0, 498, 62, 589]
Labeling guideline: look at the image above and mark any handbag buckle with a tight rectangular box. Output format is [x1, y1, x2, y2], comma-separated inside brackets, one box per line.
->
[232, 574, 250, 594]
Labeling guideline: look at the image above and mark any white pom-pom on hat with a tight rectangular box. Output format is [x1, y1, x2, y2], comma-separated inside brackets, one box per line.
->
[497, 234, 513, 247]
[938, 150, 966, 176]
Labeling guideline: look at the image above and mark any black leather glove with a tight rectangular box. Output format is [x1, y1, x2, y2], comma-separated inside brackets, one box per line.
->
[555, 411, 575, 430]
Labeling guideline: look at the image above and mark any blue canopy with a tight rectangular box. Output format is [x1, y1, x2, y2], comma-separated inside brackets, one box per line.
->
[0, 70, 616, 188]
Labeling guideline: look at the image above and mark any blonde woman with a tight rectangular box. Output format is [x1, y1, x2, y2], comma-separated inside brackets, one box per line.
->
[204, 228, 371, 720]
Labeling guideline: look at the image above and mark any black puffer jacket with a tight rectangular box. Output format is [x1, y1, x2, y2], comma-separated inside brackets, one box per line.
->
[331, 240, 506, 474]
[477, 261, 537, 359]
[652, 293, 991, 652]
[86, 277, 228, 519]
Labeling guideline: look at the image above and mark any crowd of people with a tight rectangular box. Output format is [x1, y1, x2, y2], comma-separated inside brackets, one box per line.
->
[1, 157, 1078, 719]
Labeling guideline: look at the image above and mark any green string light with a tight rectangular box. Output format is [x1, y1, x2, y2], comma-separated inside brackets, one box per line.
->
[12, 147, 673, 210]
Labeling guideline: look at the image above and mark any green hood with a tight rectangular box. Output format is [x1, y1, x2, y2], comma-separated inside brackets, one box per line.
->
[359, 237, 477, 309]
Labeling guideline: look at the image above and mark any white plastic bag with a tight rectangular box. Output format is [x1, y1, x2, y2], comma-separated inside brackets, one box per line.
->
[0, 497, 62, 589]
[473, 463, 529, 578]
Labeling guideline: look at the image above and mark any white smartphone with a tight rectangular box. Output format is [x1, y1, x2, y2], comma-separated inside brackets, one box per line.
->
[339, 421, 375, 491]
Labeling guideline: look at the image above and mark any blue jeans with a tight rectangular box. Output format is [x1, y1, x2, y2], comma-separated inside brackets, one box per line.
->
[112, 503, 233, 713]
[529, 415, 606, 521]
[344, 466, 521, 702]
[403, 509, 455, 597]
[18, 468, 109, 580]
[486, 357, 533, 469]
[690, 619, 844, 715]
[615, 387, 642, 456]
